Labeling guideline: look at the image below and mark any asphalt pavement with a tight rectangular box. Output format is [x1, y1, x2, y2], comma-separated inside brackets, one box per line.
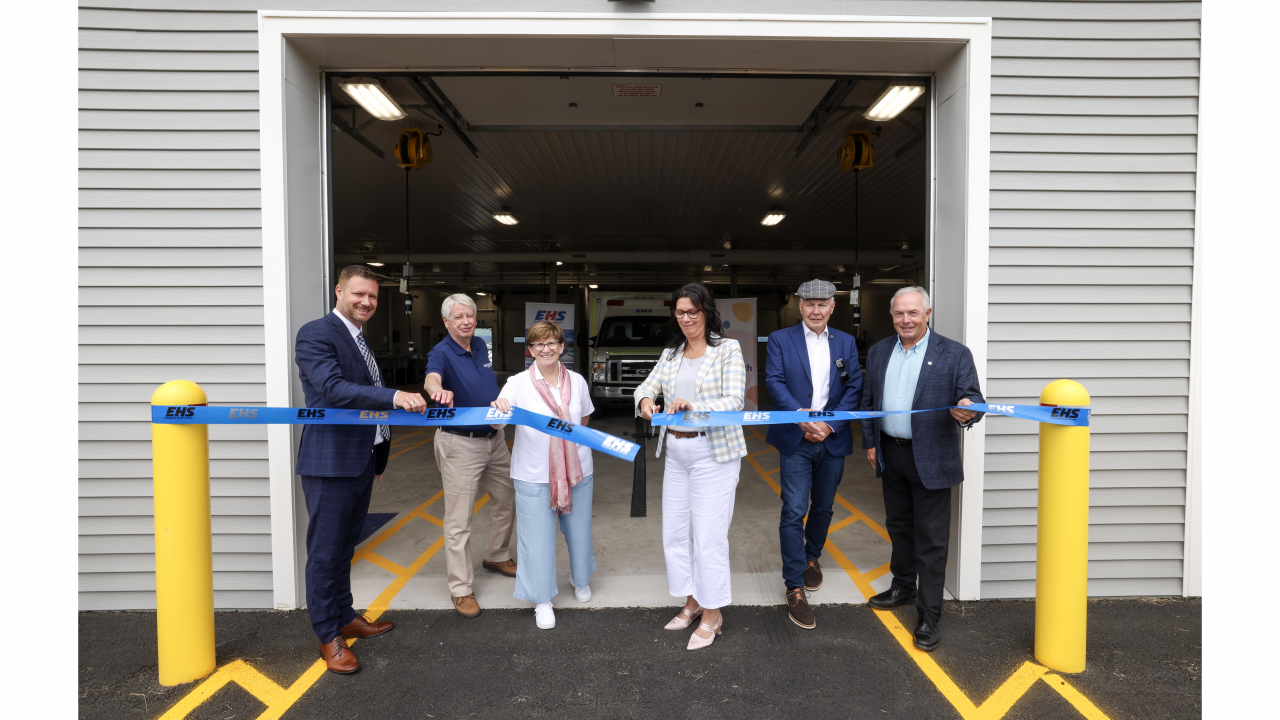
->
[79, 597, 1200, 720]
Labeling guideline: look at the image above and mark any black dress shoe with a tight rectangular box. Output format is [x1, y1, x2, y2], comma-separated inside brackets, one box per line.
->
[914, 611, 940, 651]
[786, 587, 816, 629]
[803, 560, 823, 591]
[868, 586, 918, 610]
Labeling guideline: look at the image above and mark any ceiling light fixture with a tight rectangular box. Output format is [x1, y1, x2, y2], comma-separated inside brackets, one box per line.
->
[476, 291, 487, 296]
[339, 79, 407, 121]
[556, 261, 563, 266]
[493, 209, 518, 225]
[366, 262, 384, 267]
[864, 85, 924, 121]
[589, 284, 599, 289]
[760, 209, 786, 226]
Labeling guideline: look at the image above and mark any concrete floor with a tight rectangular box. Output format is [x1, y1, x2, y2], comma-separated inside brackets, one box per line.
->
[353, 401, 902, 614]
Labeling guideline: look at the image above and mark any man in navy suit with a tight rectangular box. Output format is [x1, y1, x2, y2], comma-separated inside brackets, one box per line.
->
[861, 286, 984, 651]
[765, 279, 863, 630]
[295, 265, 427, 674]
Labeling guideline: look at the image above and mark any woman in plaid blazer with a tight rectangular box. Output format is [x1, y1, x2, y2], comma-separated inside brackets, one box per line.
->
[635, 284, 747, 651]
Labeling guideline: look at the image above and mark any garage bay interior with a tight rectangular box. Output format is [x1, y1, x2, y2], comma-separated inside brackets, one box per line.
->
[325, 70, 934, 609]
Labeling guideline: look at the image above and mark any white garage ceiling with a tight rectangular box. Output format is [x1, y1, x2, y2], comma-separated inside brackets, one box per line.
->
[329, 72, 928, 289]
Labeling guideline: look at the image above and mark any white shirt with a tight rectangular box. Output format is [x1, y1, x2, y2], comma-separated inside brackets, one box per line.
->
[668, 355, 705, 431]
[332, 309, 398, 445]
[805, 324, 831, 411]
[498, 367, 596, 483]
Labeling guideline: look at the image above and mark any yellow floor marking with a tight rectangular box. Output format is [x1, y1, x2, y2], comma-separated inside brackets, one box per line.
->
[354, 490, 443, 561]
[743, 435, 1111, 720]
[388, 437, 432, 460]
[412, 511, 445, 528]
[1042, 674, 1111, 720]
[391, 429, 428, 444]
[160, 491, 492, 719]
[826, 514, 860, 534]
[361, 552, 409, 576]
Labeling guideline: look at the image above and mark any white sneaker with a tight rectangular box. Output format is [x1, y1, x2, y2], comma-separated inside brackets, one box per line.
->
[574, 585, 592, 603]
[535, 602, 555, 629]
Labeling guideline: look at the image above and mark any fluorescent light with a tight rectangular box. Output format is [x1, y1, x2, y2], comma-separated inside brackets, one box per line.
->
[761, 210, 786, 226]
[366, 262, 384, 267]
[864, 86, 924, 121]
[589, 284, 599, 289]
[556, 261, 563, 266]
[339, 80, 407, 121]
[476, 291, 487, 296]
[493, 211, 518, 225]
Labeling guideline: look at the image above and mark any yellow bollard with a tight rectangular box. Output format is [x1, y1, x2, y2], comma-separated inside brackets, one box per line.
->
[151, 380, 216, 685]
[1034, 379, 1091, 673]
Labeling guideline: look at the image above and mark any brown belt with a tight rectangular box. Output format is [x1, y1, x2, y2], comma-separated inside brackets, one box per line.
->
[667, 430, 707, 439]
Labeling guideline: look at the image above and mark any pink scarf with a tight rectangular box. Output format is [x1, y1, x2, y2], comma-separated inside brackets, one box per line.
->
[529, 362, 584, 513]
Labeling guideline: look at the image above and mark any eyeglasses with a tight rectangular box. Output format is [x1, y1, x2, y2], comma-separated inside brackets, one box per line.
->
[529, 341, 561, 351]
[673, 309, 702, 320]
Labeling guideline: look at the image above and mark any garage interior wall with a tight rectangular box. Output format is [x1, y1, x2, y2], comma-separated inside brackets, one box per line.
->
[78, 2, 1200, 610]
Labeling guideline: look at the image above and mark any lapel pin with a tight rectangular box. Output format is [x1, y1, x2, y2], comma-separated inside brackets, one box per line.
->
[928, 361, 933, 365]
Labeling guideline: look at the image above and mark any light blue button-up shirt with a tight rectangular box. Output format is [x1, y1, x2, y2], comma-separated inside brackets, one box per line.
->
[881, 328, 931, 439]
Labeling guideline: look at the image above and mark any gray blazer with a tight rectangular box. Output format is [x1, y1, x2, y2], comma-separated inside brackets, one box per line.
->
[860, 330, 985, 490]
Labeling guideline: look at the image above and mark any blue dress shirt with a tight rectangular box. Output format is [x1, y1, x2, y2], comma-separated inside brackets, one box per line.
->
[425, 334, 501, 433]
[881, 328, 931, 439]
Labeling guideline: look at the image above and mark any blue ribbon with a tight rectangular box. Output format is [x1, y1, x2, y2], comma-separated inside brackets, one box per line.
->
[151, 405, 641, 461]
[647, 403, 1090, 428]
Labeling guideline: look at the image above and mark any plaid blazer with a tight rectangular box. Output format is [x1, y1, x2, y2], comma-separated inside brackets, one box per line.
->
[633, 336, 748, 463]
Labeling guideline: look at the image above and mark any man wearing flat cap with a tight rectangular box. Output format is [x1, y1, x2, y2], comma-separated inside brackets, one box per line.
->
[765, 279, 863, 629]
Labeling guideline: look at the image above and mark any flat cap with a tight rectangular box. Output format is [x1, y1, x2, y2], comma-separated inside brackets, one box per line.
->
[797, 278, 837, 300]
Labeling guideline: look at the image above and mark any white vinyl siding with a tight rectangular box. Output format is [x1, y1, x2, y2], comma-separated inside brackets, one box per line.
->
[77, 1, 1200, 609]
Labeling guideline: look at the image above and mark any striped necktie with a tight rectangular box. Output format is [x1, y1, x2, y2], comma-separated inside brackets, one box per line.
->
[354, 332, 390, 443]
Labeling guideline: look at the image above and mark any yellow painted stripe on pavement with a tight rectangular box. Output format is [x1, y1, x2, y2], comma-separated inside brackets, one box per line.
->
[388, 437, 432, 460]
[1043, 674, 1112, 720]
[361, 551, 408, 576]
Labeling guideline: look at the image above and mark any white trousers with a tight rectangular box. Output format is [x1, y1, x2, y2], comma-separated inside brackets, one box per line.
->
[661, 435, 742, 609]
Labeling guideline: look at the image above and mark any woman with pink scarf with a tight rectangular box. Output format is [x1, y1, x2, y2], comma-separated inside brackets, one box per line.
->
[489, 320, 596, 630]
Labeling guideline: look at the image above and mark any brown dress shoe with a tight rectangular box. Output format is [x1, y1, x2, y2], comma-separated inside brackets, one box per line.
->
[787, 587, 816, 629]
[452, 593, 482, 618]
[482, 559, 517, 577]
[319, 637, 360, 674]
[340, 614, 394, 638]
[803, 560, 823, 591]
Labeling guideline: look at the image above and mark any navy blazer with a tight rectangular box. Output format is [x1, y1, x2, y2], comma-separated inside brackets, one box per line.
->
[765, 323, 864, 457]
[294, 312, 398, 478]
[860, 330, 984, 490]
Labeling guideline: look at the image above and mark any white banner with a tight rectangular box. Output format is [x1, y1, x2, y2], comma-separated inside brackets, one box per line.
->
[525, 303, 576, 370]
[721, 298, 758, 411]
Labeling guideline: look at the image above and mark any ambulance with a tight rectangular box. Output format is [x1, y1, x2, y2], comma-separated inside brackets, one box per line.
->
[585, 292, 674, 406]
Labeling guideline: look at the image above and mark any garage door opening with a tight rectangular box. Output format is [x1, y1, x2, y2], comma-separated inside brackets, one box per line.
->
[322, 69, 932, 610]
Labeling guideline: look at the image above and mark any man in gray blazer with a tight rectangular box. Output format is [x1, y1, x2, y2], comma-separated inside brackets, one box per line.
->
[860, 286, 984, 651]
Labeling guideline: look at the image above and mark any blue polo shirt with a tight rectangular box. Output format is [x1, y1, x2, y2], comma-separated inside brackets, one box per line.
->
[426, 334, 500, 434]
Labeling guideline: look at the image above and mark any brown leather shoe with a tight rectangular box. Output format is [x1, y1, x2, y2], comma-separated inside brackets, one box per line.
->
[482, 558, 517, 577]
[803, 560, 823, 591]
[340, 614, 394, 638]
[787, 587, 816, 629]
[319, 637, 360, 674]
[452, 593, 482, 618]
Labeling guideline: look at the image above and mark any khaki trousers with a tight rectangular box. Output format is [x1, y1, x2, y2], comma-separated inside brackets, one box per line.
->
[434, 429, 516, 597]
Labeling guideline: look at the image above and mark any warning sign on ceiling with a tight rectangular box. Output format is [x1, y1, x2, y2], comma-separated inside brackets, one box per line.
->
[612, 84, 662, 98]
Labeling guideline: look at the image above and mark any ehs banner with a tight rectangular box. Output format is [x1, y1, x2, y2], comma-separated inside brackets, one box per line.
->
[525, 303, 576, 370]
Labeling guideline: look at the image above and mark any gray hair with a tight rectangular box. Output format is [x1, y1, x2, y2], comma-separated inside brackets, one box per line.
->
[441, 293, 477, 319]
[890, 286, 932, 313]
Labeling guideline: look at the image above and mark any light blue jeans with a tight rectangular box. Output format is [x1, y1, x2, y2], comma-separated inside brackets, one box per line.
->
[513, 474, 597, 604]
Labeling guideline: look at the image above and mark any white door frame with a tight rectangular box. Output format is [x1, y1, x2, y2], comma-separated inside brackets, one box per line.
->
[258, 11, 993, 609]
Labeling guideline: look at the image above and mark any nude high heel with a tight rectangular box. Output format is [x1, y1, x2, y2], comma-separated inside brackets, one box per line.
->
[687, 615, 723, 650]
[664, 604, 703, 630]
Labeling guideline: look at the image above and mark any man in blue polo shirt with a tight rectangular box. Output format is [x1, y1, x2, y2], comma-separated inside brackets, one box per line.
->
[424, 293, 516, 618]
